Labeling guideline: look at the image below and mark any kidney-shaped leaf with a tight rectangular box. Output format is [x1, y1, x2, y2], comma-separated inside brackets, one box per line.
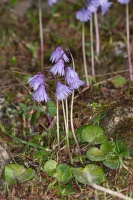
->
[81, 125, 105, 144]
[100, 141, 116, 156]
[44, 160, 57, 176]
[4, 164, 35, 183]
[83, 164, 105, 185]
[87, 147, 106, 161]
[72, 168, 88, 185]
[102, 155, 120, 169]
[54, 164, 72, 183]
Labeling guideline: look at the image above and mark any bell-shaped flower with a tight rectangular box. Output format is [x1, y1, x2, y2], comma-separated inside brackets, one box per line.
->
[33, 85, 50, 103]
[65, 67, 85, 89]
[28, 73, 45, 91]
[48, 0, 57, 6]
[87, 0, 99, 13]
[98, 0, 113, 15]
[50, 46, 69, 63]
[50, 59, 65, 76]
[56, 82, 72, 101]
[76, 7, 92, 22]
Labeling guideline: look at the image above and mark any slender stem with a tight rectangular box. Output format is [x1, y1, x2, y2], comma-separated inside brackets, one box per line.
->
[126, 4, 133, 82]
[38, 0, 44, 72]
[94, 12, 100, 56]
[69, 52, 81, 155]
[56, 100, 62, 161]
[90, 16, 95, 77]
[70, 91, 81, 155]
[82, 22, 89, 86]
[62, 100, 70, 157]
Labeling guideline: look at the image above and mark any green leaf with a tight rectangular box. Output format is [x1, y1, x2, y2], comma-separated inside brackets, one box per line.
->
[92, 134, 108, 145]
[46, 100, 56, 117]
[102, 155, 120, 169]
[30, 111, 40, 126]
[115, 139, 130, 157]
[44, 160, 57, 176]
[4, 164, 35, 183]
[19, 103, 29, 113]
[100, 141, 116, 156]
[54, 164, 72, 183]
[90, 112, 106, 123]
[72, 168, 88, 185]
[75, 126, 88, 144]
[83, 164, 105, 184]
[73, 155, 87, 163]
[81, 125, 105, 144]
[87, 147, 106, 161]
[33, 150, 48, 162]
[111, 76, 126, 88]
[56, 184, 75, 196]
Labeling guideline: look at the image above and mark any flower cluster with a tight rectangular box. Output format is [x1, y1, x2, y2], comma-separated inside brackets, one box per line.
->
[76, 0, 113, 22]
[28, 73, 49, 103]
[49, 46, 85, 101]
[28, 46, 85, 103]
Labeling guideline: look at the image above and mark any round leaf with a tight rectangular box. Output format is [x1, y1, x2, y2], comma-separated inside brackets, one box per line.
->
[44, 160, 57, 176]
[87, 147, 106, 161]
[100, 141, 116, 156]
[17, 168, 35, 183]
[54, 164, 72, 183]
[102, 155, 120, 169]
[83, 164, 105, 184]
[72, 168, 88, 185]
[4, 164, 35, 183]
[92, 134, 108, 145]
[81, 125, 104, 144]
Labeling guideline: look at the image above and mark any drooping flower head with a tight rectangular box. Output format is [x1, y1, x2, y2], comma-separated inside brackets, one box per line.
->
[99, 0, 113, 15]
[28, 73, 45, 91]
[50, 59, 65, 76]
[87, 0, 99, 13]
[117, 0, 130, 4]
[76, 7, 92, 22]
[65, 67, 85, 89]
[33, 85, 50, 103]
[48, 0, 57, 6]
[95, 0, 113, 15]
[56, 82, 72, 101]
[50, 46, 69, 63]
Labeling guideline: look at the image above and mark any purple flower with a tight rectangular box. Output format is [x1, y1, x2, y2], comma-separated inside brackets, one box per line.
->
[33, 85, 49, 103]
[98, 0, 113, 15]
[87, 0, 99, 13]
[48, 0, 57, 6]
[76, 8, 92, 22]
[56, 82, 72, 101]
[117, 0, 130, 4]
[50, 59, 65, 76]
[50, 46, 69, 63]
[28, 73, 45, 91]
[65, 67, 85, 89]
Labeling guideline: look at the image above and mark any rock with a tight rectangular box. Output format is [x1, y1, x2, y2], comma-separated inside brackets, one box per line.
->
[0, 144, 10, 178]
[100, 98, 133, 155]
